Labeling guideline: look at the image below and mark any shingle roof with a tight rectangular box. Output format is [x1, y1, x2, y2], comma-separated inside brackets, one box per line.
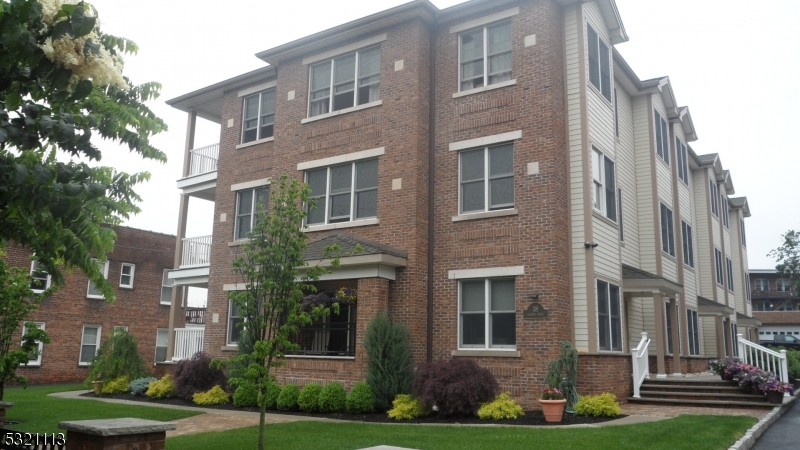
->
[729, 197, 747, 208]
[698, 153, 718, 164]
[697, 296, 718, 308]
[303, 232, 408, 261]
[622, 264, 662, 280]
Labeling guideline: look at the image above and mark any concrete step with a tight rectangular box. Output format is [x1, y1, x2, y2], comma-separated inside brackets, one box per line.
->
[641, 378, 738, 388]
[641, 383, 744, 394]
[627, 397, 777, 409]
[638, 390, 769, 403]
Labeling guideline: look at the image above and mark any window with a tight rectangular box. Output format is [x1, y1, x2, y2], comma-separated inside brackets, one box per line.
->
[614, 88, 620, 138]
[676, 137, 688, 184]
[460, 144, 514, 214]
[725, 258, 734, 291]
[306, 159, 378, 225]
[22, 322, 45, 366]
[309, 47, 381, 117]
[681, 220, 694, 268]
[587, 24, 611, 101]
[741, 219, 747, 247]
[754, 278, 768, 292]
[29, 261, 50, 293]
[86, 259, 109, 299]
[659, 203, 675, 257]
[777, 279, 791, 292]
[731, 323, 738, 357]
[618, 188, 624, 241]
[155, 328, 168, 363]
[119, 263, 135, 289]
[459, 22, 512, 91]
[665, 303, 674, 354]
[79, 325, 101, 365]
[709, 181, 719, 216]
[459, 279, 516, 349]
[687, 310, 700, 356]
[227, 300, 243, 345]
[114, 326, 128, 334]
[235, 187, 269, 240]
[160, 269, 173, 305]
[745, 275, 751, 302]
[654, 110, 670, 165]
[715, 249, 723, 286]
[591, 147, 616, 221]
[757, 301, 773, 311]
[597, 280, 622, 351]
[241, 89, 275, 143]
[288, 303, 357, 357]
[722, 195, 729, 228]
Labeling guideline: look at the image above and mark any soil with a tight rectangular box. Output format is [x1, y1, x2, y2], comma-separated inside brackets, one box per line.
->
[79, 392, 624, 426]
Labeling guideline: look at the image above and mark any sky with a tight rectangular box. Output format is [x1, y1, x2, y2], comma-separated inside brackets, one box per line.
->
[86, 0, 800, 272]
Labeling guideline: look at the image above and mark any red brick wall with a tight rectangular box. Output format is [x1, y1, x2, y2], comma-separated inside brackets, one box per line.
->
[577, 354, 632, 402]
[6, 226, 176, 384]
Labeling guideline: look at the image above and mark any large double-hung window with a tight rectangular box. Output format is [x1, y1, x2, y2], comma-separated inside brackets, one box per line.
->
[592, 147, 616, 221]
[306, 159, 378, 226]
[676, 137, 688, 184]
[460, 22, 512, 91]
[309, 47, 381, 117]
[660, 203, 675, 257]
[587, 24, 611, 101]
[241, 89, 275, 143]
[715, 248, 724, 286]
[235, 187, 269, 240]
[459, 279, 516, 349]
[709, 181, 719, 216]
[686, 309, 700, 355]
[681, 220, 694, 267]
[654, 110, 670, 165]
[460, 144, 514, 214]
[597, 280, 622, 351]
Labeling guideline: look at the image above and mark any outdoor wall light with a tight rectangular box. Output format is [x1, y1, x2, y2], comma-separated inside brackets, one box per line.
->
[528, 294, 540, 300]
[584, 241, 599, 248]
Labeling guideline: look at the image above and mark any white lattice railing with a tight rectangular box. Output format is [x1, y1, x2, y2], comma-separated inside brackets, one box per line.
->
[631, 332, 651, 398]
[738, 333, 789, 385]
[188, 143, 219, 176]
[180, 235, 212, 267]
[173, 328, 204, 361]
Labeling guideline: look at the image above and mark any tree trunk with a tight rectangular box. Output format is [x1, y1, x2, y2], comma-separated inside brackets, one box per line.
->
[258, 394, 267, 450]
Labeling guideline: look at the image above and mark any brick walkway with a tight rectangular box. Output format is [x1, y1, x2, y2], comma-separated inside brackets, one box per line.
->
[620, 402, 770, 420]
[166, 412, 272, 437]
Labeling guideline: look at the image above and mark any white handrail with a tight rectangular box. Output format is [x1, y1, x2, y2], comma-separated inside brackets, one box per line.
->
[173, 328, 204, 361]
[188, 143, 219, 176]
[738, 333, 789, 385]
[180, 235, 212, 267]
[631, 332, 651, 398]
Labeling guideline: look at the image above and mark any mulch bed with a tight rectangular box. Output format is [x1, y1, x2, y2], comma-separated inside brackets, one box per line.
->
[79, 391, 624, 426]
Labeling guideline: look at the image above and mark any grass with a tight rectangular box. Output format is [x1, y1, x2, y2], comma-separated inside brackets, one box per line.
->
[166, 414, 756, 450]
[3, 384, 202, 433]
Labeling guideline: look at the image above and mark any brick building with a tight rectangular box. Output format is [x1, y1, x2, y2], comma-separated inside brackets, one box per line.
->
[164, 0, 756, 407]
[5, 226, 180, 384]
[751, 269, 798, 342]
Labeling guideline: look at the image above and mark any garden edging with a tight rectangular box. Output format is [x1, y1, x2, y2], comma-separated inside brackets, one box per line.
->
[728, 395, 797, 450]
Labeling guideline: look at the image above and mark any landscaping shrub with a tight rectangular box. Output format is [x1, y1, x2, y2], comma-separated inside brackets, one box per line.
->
[412, 359, 499, 416]
[85, 329, 149, 385]
[364, 309, 414, 411]
[193, 385, 230, 406]
[575, 393, 621, 417]
[346, 382, 375, 414]
[129, 377, 157, 396]
[318, 382, 346, 413]
[298, 383, 323, 412]
[276, 383, 300, 411]
[387, 394, 426, 420]
[233, 384, 258, 407]
[100, 376, 130, 395]
[146, 374, 175, 399]
[264, 381, 281, 409]
[477, 392, 524, 420]
[173, 352, 228, 400]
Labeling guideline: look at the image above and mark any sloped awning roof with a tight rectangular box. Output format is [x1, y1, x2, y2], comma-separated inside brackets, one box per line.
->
[301, 232, 408, 281]
[621, 265, 683, 298]
[736, 312, 762, 327]
[697, 296, 735, 316]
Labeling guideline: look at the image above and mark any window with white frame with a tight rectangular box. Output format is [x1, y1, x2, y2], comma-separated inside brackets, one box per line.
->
[459, 22, 512, 91]
[119, 263, 135, 289]
[306, 159, 378, 225]
[741, 219, 747, 247]
[654, 110, 670, 165]
[591, 147, 616, 221]
[459, 279, 516, 349]
[460, 144, 514, 214]
[618, 188, 624, 241]
[160, 269, 173, 305]
[114, 326, 128, 334]
[777, 279, 791, 292]
[79, 325, 101, 365]
[722, 195, 729, 228]
[235, 186, 269, 240]
[754, 278, 768, 292]
[587, 24, 611, 101]
[22, 322, 45, 366]
[686, 309, 700, 356]
[86, 259, 109, 299]
[709, 181, 719, 216]
[681, 220, 694, 268]
[155, 328, 168, 363]
[726, 257, 734, 291]
[715, 248, 723, 286]
[29, 260, 50, 293]
[676, 137, 688, 184]
[241, 89, 275, 143]
[745, 275, 751, 302]
[597, 279, 622, 351]
[660, 203, 675, 257]
[227, 300, 243, 345]
[308, 46, 381, 117]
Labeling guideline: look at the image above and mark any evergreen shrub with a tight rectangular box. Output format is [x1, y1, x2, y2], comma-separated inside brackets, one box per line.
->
[574, 393, 621, 417]
[85, 329, 148, 385]
[346, 382, 375, 414]
[193, 385, 230, 405]
[129, 377, 157, 396]
[233, 384, 258, 407]
[364, 310, 414, 411]
[145, 374, 174, 399]
[297, 383, 323, 412]
[276, 383, 300, 411]
[387, 394, 426, 420]
[318, 382, 346, 413]
[477, 392, 524, 420]
[100, 375, 130, 395]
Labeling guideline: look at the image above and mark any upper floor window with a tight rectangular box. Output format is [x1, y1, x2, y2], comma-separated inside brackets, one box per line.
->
[741, 219, 747, 247]
[160, 269, 174, 305]
[597, 279, 622, 351]
[676, 137, 688, 184]
[119, 263, 135, 289]
[460, 144, 514, 214]
[681, 220, 694, 268]
[709, 181, 719, 217]
[587, 24, 611, 101]
[227, 300, 243, 345]
[714, 248, 723, 286]
[754, 278, 768, 292]
[235, 187, 269, 240]
[726, 257, 734, 291]
[87, 259, 109, 299]
[745, 275, 751, 302]
[777, 279, 791, 292]
[659, 203, 675, 257]
[592, 147, 616, 221]
[654, 110, 669, 165]
[459, 278, 516, 349]
[309, 47, 381, 118]
[306, 159, 378, 226]
[29, 260, 50, 293]
[460, 22, 512, 91]
[242, 89, 275, 143]
[721, 195, 729, 228]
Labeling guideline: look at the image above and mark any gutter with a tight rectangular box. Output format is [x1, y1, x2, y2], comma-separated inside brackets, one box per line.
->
[426, 18, 436, 363]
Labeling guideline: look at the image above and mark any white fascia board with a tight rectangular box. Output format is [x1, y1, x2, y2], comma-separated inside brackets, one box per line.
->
[448, 266, 525, 280]
[449, 7, 519, 34]
[238, 80, 277, 98]
[177, 171, 218, 190]
[230, 178, 271, 192]
[449, 130, 522, 152]
[302, 34, 387, 66]
[297, 147, 384, 171]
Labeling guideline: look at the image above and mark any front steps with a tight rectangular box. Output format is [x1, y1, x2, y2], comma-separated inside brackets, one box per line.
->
[627, 377, 775, 409]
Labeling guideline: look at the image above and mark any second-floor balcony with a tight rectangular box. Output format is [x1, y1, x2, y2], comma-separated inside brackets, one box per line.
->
[753, 290, 795, 299]
[180, 235, 212, 268]
[185, 307, 206, 326]
[177, 143, 219, 200]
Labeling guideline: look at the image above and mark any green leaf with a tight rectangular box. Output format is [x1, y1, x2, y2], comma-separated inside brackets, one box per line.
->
[70, 80, 93, 101]
[51, 20, 72, 40]
[0, 128, 7, 142]
[70, 6, 96, 38]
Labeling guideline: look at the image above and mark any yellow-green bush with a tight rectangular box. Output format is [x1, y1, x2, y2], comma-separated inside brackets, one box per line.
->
[387, 394, 427, 420]
[145, 374, 175, 399]
[193, 385, 230, 406]
[477, 392, 525, 420]
[574, 393, 621, 417]
[100, 376, 130, 395]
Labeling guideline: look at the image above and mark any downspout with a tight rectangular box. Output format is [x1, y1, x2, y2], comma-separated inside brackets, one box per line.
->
[426, 19, 436, 363]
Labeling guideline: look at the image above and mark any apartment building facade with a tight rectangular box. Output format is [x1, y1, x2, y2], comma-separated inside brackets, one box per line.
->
[166, 0, 756, 406]
[751, 270, 799, 342]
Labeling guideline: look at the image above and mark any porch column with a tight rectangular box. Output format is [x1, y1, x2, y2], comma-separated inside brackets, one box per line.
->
[714, 314, 725, 358]
[654, 293, 667, 378]
[670, 297, 682, 375]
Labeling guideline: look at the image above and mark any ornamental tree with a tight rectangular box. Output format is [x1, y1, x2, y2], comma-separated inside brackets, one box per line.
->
[0, 0, 167, 300]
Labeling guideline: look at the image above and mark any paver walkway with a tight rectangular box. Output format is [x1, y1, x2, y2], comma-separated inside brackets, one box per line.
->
[620, 402, 769, 420]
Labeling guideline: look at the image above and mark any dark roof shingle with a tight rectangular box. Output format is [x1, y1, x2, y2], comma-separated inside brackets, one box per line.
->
[303, 232, 407, 261]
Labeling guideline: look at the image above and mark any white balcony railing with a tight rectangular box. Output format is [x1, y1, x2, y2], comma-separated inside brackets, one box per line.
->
[631, 332, 651, 398]
[187, 143, 219, 177]
[738, 333, 789, 387]
[173, 328, 204, 361]
[180, 235, 212, 267]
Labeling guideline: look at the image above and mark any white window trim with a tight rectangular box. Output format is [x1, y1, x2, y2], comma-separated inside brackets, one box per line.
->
[306, 46, 382, 120]
[227, 300, 243, 346]
[304, 217, 380, 232]
[237, 80, 277, 98]
[160, 269, 173, 306]
[29, 260, 51, 294]
[449, 131, 522, 152]
[235, 136, 274, 150]
[86, 260, 109, 299]
[659, 202, 675, 257]
[592, 147, 617, 222]
[304, 159, 379, 227]
[302, 33, 387, 66]
[457, 20, 513, 93]
[234, 186, 270, 241]
[449, 266, 524, 280]
[458, 144, 515, 216]
[715, 248, 724, 286]
[119, 263, 135, 289]
[300, 100, 382, 124]
[79, 325, 102, 366]
[297, 147, 384, 171]
[22, 322, 45, 367]
[155, 328, 169, 364]
[452, 79, 516, 99]
[449, 7, 519, 34]
[596, 279, 624, 352]
[457, 279, 516, 351]
[241, 88, 276, 144]
[231, 178, 271, 192]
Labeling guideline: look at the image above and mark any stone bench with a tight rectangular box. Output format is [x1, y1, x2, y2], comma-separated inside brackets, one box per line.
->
[59, 418, 176, 450]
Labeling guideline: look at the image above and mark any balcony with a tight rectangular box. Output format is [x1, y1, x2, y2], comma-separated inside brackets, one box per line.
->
[753, 290, 795, 299]
[168, 235, 212, 287]
[173, 328, 204, 361]
[176, 143, 219, 200]
[185, 307, 206, 326]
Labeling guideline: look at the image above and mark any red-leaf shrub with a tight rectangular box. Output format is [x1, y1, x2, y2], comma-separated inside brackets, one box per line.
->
[412, 359, 499, 416]
[173, 352, 228, 400]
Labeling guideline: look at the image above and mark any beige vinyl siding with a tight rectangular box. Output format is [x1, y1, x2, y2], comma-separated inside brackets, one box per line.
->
[583, 3, 614, 160]
[651, 96, 674, 208]
[701, 316, 717, 357]
[593, 219, 621, 280]
[693, 168, 714, 300]
[674, 127, 692, 209]
[614, 83, 640, 267]
[633, 95, 657, 274]
[729, 209, 747, 314]
[627, 296, 644, 346]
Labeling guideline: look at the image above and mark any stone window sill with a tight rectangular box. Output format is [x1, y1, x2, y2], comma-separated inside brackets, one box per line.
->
[452, 208, 517, 222]
[453, 79, 516, 99]
[451, 349, 520, 358]
[285, 355, 355, 360]
[301, 100, 382, 124]
[304, 218, 379, 232]
[236, 136, 274, 150]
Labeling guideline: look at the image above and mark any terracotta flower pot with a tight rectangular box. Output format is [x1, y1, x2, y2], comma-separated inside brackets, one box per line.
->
[766, 391, 784, 404]
[538, 399, 567, 423]
[92, 380, 103, 395]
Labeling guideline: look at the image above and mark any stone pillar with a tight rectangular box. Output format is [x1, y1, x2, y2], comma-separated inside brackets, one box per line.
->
[0, 401, 13, 427]
[59, 418, 176, 450]
[670, 298, 682, 376]
[715, 314, 726, 358]
[654, 293, 667, 378]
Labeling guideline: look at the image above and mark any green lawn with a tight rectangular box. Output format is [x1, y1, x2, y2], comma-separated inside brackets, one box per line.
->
[3, 384, 202, 433]
[166, 415, 756, 450]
